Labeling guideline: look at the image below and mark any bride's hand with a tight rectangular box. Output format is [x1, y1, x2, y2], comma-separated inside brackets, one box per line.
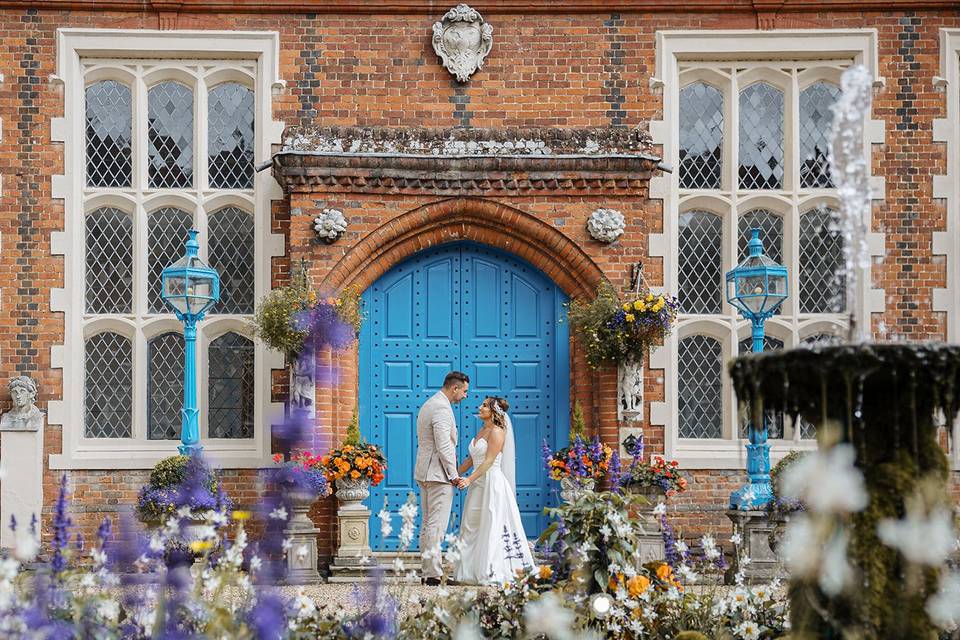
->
[457, 476, 471, 489]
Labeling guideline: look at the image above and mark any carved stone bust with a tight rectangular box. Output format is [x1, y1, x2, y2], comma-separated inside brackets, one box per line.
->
[432, 4, 493, 83]
[1, 376, 43, 432]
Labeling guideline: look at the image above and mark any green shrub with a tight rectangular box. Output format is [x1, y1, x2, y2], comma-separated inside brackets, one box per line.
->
[149, 455, 191, 488]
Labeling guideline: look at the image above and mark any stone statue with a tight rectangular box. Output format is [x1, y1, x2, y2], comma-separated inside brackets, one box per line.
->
[432, 4, 493, 83]
[1, 376, 43, 432]
[617, 360, 643, 422]
[290, 351, 315, 409]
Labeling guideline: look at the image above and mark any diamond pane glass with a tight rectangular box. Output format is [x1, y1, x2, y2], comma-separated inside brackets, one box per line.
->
[86, 208, 133, 314]
[148, 208, 193, 313]
[679, 210, 723, 314]
[84, 332, 132, 438]
[796, 332, 843, 438]
[738, 335, 785, 438]
[738, 209, 784, 317]
[148, 332, 185, 440]
[739, 82, 784, 190]
[679, 82, 723, 189]
[208, 332, 254, 439]
[678, 335, 723, 438]
[148, 81, 194, 189]
[800, 81, 840, 188]
[208, 83, 254, 189]
[800, 207, 845, 313]
[209, 207, 254, 314]
[85, 80, 132, 188]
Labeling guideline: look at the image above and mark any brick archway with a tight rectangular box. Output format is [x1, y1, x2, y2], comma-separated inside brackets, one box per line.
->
[325, 197, 605, 299]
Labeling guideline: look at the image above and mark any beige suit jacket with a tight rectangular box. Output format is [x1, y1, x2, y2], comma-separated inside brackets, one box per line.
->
[413, 391, 459, 483]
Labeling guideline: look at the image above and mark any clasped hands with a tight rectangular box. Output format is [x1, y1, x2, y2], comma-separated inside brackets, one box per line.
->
[451, 476, 471, 489]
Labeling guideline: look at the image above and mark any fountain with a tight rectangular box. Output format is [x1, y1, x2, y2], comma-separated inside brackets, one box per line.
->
[729, 66, 959, 638]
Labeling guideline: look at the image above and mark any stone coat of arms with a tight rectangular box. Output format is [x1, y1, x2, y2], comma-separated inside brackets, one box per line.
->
[432, 4, 493, 83]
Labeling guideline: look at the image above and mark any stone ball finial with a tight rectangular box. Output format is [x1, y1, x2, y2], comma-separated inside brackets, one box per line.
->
[587, 208, 626, 243]
[313, 208, 348, 244]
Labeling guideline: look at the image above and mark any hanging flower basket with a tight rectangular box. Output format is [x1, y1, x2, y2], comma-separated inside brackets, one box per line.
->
[568, 282, 678, 369]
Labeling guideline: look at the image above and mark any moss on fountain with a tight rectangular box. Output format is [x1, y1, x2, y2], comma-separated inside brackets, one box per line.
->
[729, 343, 956, 639]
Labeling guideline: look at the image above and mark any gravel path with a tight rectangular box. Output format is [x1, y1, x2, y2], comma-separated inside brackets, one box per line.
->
[275, 583, 492, 616]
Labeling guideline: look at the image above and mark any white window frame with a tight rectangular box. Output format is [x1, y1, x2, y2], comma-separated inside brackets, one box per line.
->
[933, 28, 960, 470]
[649, 30, 886, 469]
[49, 29, 285, 469]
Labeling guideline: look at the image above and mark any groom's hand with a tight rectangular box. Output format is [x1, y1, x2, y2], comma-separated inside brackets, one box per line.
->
[450, 476, 460, 486]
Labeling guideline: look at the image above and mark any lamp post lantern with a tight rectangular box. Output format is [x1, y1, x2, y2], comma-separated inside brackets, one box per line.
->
[726, 228, 788, 510]
[161, 229, 221, 456]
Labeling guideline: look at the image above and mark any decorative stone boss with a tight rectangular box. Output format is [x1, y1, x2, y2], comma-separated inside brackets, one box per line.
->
[432, 4, 493, 83]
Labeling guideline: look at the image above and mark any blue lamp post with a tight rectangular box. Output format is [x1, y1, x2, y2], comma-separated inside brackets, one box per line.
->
[161, 229, 221, 456]
[726, 228, 788, 510]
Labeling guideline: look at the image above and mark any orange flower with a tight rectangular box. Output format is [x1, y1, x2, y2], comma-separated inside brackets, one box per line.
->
[350, 470, 361, 479]
[656, 563, 672, 581]
[538, 565, 553, 580]
[626, 575, 651, 597]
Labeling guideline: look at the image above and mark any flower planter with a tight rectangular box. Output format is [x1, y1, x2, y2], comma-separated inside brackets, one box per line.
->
[283, 488, 322, 584]
[559, 476, 595, 504]
[335, 476, 371, 510]
[623, 485, 665, 532]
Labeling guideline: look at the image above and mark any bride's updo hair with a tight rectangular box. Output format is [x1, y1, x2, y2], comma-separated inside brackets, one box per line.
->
[485, 396, 510, 429]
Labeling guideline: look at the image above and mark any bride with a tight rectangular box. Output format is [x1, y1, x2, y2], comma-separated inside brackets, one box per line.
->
[453, 396, 534, 584]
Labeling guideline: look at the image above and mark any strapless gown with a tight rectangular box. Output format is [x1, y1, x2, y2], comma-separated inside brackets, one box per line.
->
[454, 436, 535, 585]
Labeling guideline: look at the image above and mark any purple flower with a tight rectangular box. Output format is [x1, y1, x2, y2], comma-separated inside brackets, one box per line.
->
[568, 437, 588, 478]
[270, 464, 327, 496]
[660, 513, 684, 569]
[541, 439, 554, 471]
[51, 474, 72, 575]
[608, 450, 622, 493]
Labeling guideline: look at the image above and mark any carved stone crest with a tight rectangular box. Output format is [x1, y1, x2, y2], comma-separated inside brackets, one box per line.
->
[432, 4, 493, 83]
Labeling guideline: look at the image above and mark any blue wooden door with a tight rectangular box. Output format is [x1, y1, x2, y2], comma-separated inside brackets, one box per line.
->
[360, 241, 569, 551]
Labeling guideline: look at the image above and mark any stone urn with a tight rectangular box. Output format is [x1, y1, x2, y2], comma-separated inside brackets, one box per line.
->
[559, 476, 595, 503]
[335, 476, 371, 510]
[624, 485, 665, 532]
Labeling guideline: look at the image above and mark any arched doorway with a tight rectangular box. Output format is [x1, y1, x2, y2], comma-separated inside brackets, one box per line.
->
[359, 241, 569, 550]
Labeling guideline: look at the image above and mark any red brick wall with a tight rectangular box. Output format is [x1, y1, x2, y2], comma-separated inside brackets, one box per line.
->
[0, 6, 956, 560]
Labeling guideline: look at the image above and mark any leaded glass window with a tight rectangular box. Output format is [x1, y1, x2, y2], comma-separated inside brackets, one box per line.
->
[678, 335, 723, 438]
[737, 335, 785, 438]
[208, 83, 255, 189]
[84, 332, 133, 438]
[148, 81, 194, 188]
[800, 81, 840, 188]
[85, 208, 133, 314]
[739, 82, 784, 190]
[209, 207, 255, 314]
[208, 332, 255, 439]
[679, 82, 723, 189]
[737, 209, 783, 265]
[148, 208, 193, 313]
[795, 332, 843, 439]
[148, 332, 184, 440]
[800, 207, 845, 313]
[85, 80, 132, 188]
[679, 211, 723, 314]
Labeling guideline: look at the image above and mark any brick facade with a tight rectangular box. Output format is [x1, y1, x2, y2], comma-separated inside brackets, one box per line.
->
[0, 3, 957, 563]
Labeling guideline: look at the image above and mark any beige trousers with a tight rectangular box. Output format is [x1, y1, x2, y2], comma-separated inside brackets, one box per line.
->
[417, 480, 453, 578]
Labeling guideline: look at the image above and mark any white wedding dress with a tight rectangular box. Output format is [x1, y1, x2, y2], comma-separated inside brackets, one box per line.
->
[454, 433, 534, 585]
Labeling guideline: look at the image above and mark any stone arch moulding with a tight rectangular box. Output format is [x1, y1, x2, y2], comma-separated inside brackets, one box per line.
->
[325, 197, 606, 301]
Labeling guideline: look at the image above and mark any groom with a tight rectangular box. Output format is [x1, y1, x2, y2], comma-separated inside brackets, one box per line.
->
[414, 370, 469, 585]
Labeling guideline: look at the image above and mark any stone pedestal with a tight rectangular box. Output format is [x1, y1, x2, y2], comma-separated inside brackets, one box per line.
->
[725, 510, 784, 584]
[0, 414, 43, 549]
[284, 492, 322, 584]
[327, 503, 382, 582]
[626, 487, 665, 564]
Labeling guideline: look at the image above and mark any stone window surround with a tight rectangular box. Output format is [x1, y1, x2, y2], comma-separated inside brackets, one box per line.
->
[649, 30, 887, 470]
[49, 29, 286, 469]
[933, 28, 960, 471]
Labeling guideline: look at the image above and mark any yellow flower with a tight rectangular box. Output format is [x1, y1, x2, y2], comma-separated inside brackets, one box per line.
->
[622, 303, 632, 312]
[189, 540, 214, 553]
[231, 510, 251, 522]
[646, 293, 654, 302]
[656, 563, 673, 580]
[633, 300, 643, 311]
[625, 314, 635, 322]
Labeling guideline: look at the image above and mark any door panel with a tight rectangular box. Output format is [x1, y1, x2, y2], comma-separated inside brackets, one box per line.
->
[362, 242, 567, 550]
